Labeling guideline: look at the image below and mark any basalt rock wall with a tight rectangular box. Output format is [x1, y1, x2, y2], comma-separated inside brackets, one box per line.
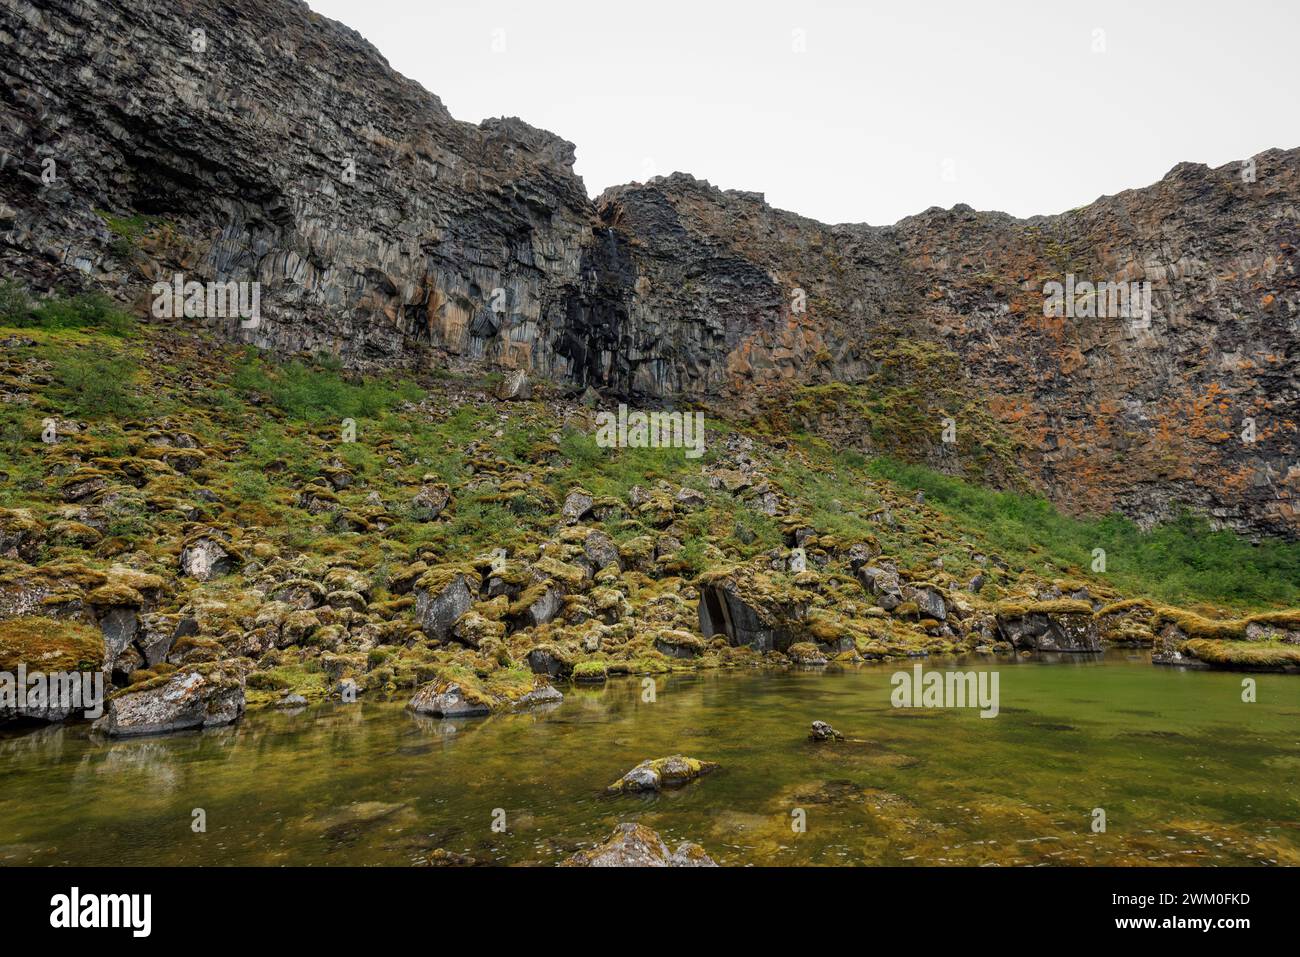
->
[1, 0, 1296, 537]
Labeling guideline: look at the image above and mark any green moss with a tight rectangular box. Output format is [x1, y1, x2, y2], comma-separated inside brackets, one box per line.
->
[0, 617, 105, 672]
[1183, 639, 1300, 670]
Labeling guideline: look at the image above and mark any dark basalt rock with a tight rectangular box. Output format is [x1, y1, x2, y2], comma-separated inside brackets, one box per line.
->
[995, 604, 1101, 653]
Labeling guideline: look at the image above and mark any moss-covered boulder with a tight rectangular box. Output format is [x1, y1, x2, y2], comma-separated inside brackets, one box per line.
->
[561, 823, 717, 867]
[93, 661, 246, 737]
[0, 508, 45, 562]
[652, 629, 705, 659]
[606, 754, 720, 793]
[994, 600, 1099, 652]
[787, 641, 828, 666]
[696, 565, 811, 652]
[856, 563, 904, 611]
[413, 567, 477, 640]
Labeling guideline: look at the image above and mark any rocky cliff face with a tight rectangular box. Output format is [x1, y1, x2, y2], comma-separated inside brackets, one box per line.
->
[2, 0, 1296, 538]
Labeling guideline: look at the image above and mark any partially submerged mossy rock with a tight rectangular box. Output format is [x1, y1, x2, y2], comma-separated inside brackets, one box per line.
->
[407, 679, 491, 717]
[93, 661, 246, 737]
[787, 641, 828, 666]
[1152, 605, 1300, 670]
[1178, 638, 1300, 672]
[573, 659, 608, 682]
[994, 599, 1099, 652]
[606, 754, 720, 793]
[407, 668, 552, 716]
[561, 822, 717, 867]
[652, 628, 705, 659]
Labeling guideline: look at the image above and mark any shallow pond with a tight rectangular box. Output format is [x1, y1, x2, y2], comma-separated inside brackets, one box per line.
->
[1, 651, 1297, 866]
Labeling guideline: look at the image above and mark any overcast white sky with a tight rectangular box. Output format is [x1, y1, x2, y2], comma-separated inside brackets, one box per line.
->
[307, 0, 1299, 226]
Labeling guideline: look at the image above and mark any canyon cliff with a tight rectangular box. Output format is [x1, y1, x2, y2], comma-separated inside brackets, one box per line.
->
[1, 0, 1296, 537]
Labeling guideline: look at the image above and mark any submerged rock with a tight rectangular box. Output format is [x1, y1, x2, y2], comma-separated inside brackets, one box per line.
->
[93, 663, 245, 737]
[607, 754, 719, 793]
[512, 684, 563, 711]
[562, 823, 717, 867]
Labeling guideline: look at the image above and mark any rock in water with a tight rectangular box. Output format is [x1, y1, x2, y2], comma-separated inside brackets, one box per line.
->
[809, 720, 843, 742]
[93, 663, 245, 737]
[995, 600, 1101, 652]
[606, 754, 719, 793]
[407, 680, 490, 718]
[562, 823, 717, 867]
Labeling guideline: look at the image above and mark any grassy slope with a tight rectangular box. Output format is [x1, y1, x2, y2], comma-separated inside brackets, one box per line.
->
[2, 286, 1298, 699]
[1, 289, 1297, 613]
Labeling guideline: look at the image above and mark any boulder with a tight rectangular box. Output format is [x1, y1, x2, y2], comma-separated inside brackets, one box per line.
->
[905, 584, 947, 621]
[809, 720, 843, 742]
[93, 663, 246, 737]
[856, 563, 904, 611]
[0, 508, 44, 562]
[787, 641, 828, 666]
[581, 529, 621, 571]
[696, 567, 810, 652]
[414, 569, 475, 640]
[179, 535, 238, 581]
[561, 488, 594, 523]
[606, 754, 719, 793]
[451, 610, 506, 649]
[653, 629, 705, 659]
[995, 600, 1100, 652]
[407, 680, 489, 717]
[562, 823, 717, 867]
[410, 479, 451, 520]
[512, 583, 563, 628]
[495, 369, 532, 400]
[526, 644, 572, 677]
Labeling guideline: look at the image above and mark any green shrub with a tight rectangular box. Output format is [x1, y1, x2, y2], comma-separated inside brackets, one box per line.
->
[51, 352, 141, 418]
[0, 280, 32, 325]
[232, 352, 419, 421]
[866, 456, 1300, 606]
[9, 290, 135, 336]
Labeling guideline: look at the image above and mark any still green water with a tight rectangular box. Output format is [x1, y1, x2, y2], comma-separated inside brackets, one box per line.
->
[1, 651, 1296, 866]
